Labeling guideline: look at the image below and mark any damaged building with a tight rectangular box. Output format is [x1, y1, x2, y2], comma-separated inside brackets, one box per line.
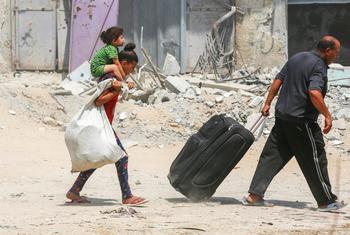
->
[0, 0, 349, 74]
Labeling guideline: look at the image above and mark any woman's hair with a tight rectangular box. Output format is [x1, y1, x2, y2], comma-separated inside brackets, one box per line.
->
[100, 26, 123, 44]
[119, 43, 139, 63]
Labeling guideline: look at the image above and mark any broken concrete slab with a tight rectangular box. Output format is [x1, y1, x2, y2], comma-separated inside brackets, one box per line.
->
[59, 79, 91, 95]
[328, 67, 350, 87]
[128, 89, 155, 103]
[187, 77, 257, 92]
[162, 53, 180, 76]
[330, 139, 344, 146]
[215, 96, 224, 104]
[43, 117, 58, 127]
[248, 96, 264, 108]
[119, 112, 128, 121]
[184, 87, 196, 100]
[165, 76, 191, 94]
[66, 61, 93, 82]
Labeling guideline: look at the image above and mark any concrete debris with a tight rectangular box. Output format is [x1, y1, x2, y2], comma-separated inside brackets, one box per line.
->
[248, 96, 264, 108]
[184, 87, 196, 100]
[8, 110, 16, 115]
[43, 117, 58, 127]
[58, 79, 93, 95]
[164, 76, 191, 94]
[162, 53, 181, 76]
[329, 63, 344, 70]
[328, 67, 350, 87]
[205, 101, 215, 108]
[263, 128, 271, 135]
[1, 63, 349, 155]
[124, 141, 139, 148]
[128, 89, 156, 103]
[333, 119, 347, 130]
[188, 77, 257, 92]
[193, 88, 201, 96]
[119, 112, 128, 121]
[215, 96, 224, 104]
[330, 139, 344, 146]
[100, 207, 137, 217]
[141, 48, 164, 88]
[335, 108, 350, 121]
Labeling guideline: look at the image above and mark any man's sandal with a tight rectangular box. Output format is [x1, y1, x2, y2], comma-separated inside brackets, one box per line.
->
[241, 196, 274, 207]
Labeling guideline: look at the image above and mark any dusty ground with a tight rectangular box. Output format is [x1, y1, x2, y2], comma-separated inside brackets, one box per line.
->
[1, 73, 350, 235]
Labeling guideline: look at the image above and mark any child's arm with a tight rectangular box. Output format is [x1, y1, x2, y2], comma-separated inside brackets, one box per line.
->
[95, 80, 122, 106]
[113, 58, 126, 80]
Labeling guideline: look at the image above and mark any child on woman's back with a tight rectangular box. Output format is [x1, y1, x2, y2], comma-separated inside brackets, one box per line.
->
[90, 26, 126, 81]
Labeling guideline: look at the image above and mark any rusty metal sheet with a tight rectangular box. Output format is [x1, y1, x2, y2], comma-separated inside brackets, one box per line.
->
[69, 0, 119, 72]
[14, 0, 56, 70]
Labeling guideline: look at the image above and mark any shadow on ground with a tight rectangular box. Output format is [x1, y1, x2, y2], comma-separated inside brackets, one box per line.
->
[58, 197, 119, 207]
[165, 196, 241, 205]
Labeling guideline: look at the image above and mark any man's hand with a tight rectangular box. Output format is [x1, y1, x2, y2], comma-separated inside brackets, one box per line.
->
[261, 104, 270, 116]
[324, 115, 332, 134]
[260, 78, 283, 117]
[308, 89, 332, 134]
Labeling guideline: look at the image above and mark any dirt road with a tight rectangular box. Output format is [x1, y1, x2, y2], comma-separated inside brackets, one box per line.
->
[1, 103, 350, 235]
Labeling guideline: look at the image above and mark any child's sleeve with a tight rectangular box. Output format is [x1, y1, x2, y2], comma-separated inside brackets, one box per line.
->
[106, 45, 118, 60]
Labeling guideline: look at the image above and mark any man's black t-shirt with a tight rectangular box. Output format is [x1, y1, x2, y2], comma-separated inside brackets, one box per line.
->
[275, 51, 328, 123]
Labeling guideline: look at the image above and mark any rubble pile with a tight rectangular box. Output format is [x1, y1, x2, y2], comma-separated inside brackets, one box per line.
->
[0, 64, 349, 153]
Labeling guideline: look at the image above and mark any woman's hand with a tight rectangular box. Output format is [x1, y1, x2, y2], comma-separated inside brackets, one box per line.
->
[127, 81, 135, 89]
[112, 79, 123, 91]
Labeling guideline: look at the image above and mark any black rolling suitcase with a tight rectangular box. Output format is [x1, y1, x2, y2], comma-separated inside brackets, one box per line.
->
[167, 114, 265, 201]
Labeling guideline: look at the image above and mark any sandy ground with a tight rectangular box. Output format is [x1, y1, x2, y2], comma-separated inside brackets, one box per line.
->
[1, 97, 350, 235]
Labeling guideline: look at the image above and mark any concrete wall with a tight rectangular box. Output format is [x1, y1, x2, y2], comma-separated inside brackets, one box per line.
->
[0, 0, 12, 73]
[187, 0, 229, 70]
[235, 0, 288, 69]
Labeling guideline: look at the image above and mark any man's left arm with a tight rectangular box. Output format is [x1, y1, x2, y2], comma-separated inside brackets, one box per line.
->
[308, 62, 332, 134]
[309, 90, 332, 134]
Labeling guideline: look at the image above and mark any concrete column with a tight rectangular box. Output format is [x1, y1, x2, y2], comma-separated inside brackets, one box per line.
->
[0, 0, 12, 73]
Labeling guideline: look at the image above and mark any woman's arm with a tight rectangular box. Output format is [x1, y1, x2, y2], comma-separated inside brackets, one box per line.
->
[94, 80, 122, 106]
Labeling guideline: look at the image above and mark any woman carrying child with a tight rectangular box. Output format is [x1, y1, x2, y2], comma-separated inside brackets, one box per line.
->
[66, 43, 146, 206]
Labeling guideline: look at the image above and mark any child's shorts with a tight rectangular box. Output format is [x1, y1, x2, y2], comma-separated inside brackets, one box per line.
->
[91, 65, 105, 78]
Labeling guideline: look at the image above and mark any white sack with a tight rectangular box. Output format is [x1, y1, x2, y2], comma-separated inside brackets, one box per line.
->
[65, 79, 126, 172]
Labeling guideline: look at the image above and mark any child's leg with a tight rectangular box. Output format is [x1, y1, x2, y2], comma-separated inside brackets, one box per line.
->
[104, 64, 123, 81]
[67, 169, 96, 201]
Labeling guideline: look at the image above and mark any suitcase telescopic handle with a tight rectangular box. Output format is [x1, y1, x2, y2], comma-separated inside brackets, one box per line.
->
[249, 115, 266, 134]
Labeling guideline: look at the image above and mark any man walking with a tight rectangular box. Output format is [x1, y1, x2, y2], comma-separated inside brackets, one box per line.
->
[243, 36, 345, 212]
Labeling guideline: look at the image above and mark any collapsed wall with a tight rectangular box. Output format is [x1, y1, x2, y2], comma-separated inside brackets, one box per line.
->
[235, 0, 288, 69]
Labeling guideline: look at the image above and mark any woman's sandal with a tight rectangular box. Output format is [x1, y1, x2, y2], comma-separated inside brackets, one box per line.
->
[66, 191, 91, 203]
[122, 196, 147, 206]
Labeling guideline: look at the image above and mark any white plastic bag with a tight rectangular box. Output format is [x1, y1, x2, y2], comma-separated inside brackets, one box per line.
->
[65, 79, 126, 172]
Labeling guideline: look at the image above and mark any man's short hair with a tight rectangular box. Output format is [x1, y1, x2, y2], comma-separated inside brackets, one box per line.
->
[317, 38, 336, 51]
